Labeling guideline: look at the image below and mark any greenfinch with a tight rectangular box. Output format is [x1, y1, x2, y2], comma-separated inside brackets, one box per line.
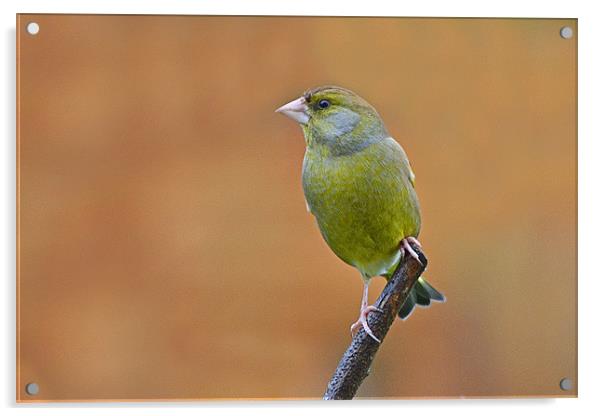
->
[276, 86, 444, 342]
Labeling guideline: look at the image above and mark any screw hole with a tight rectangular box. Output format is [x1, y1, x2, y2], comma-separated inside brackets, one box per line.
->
[559, 378, 573, 391]
[560, 26, 573, 39]
[25, 383, 39, 396]
[26, 22, 40, 35]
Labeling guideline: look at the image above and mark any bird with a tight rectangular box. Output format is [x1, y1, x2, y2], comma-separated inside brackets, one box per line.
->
[275, 85, 444, 342]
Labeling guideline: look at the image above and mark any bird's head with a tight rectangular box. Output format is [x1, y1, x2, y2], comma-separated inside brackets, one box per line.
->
[276, 86, 388, 152]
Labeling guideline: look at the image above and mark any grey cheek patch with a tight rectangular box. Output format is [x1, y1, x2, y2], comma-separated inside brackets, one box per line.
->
[323, 109, 361, 141]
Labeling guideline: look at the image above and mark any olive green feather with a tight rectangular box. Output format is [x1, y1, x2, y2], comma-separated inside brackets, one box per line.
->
[282, 85, 444, 320]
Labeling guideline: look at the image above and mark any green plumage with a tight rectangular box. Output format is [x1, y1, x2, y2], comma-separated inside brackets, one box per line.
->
[302, 135, 420, 278]
[278, 85, 443, 321]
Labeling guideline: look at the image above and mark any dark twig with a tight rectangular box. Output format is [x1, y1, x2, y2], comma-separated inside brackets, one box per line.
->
[323, 243, 427, 400]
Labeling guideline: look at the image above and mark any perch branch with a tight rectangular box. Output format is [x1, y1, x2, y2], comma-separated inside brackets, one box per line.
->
[323, 243, 427, 400]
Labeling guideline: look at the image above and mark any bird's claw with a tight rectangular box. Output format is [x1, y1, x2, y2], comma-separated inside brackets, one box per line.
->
[401, 237, 423, 265]
[350, 305, 383, 343]
[406, 236, 422, 248]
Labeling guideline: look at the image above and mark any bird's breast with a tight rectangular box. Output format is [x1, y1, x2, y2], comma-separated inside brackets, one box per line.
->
[301, 142, 421, 276]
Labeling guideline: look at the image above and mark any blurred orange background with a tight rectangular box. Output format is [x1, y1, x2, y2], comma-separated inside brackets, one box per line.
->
[17, 15, 576, 400]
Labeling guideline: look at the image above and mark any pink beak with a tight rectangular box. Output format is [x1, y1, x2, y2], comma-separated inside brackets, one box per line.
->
[275, 96, 310, 124]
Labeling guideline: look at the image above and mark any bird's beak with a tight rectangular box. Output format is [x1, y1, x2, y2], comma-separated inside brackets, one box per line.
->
[275, 96, 310, 125]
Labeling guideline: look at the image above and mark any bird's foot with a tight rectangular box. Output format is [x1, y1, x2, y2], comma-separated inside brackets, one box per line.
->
[350, 305, 383, 343]
[400, 236, 423, 265]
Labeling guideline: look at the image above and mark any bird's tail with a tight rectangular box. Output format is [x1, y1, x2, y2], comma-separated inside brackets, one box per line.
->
[398, 277, 445, 320]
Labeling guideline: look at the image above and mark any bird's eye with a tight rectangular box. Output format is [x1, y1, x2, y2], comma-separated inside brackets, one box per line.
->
[318, 99, 330, 109]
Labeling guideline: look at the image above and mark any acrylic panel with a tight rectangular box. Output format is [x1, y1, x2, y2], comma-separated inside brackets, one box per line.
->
[16, 15, 577, 401]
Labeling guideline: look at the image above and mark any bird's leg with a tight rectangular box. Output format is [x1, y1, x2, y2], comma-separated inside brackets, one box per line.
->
[400, 236, 423, 265]
[350, 280, 383, 343]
